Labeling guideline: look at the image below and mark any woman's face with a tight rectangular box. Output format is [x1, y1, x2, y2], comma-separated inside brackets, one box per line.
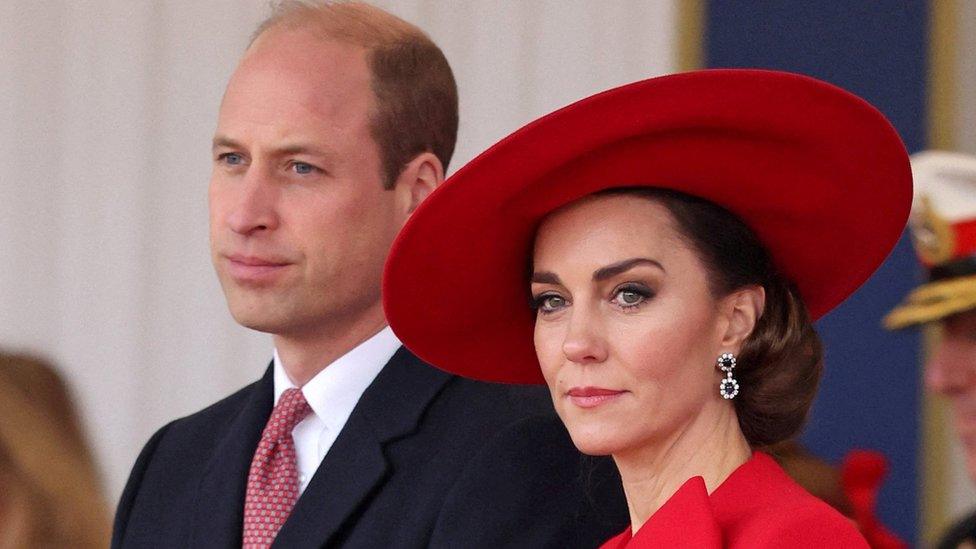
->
[531, 194, 739, 456]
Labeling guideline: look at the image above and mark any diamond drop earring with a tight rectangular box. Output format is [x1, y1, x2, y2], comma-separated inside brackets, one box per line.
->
[716, 353, 739, 400]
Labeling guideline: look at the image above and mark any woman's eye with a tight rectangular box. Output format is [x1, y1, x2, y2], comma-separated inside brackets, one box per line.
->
[532, 294, 567, 314]
[618, 291, 643, 305]
[612, 285, 651, 308]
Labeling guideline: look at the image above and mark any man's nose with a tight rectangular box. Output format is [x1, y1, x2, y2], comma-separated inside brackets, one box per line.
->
[925, 339, 976, 396]
[226, 169, 280, 235]
[561, 305, 609, 365]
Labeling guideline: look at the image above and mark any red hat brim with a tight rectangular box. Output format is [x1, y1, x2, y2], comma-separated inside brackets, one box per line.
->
[383, 69, 912, 384]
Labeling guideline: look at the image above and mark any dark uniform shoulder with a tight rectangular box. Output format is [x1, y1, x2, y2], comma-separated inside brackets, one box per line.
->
[938, 509, 976, 549]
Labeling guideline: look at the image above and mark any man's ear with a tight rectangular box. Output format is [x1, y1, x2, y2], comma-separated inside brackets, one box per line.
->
[720, 285, 766, 350]
[392, 152, 444, 216]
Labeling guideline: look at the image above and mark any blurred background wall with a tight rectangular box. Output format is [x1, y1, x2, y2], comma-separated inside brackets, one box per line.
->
[2, 1, 973, 545]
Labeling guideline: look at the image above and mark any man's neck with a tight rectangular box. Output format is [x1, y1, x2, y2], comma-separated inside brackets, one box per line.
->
[273, 309, 389, 386]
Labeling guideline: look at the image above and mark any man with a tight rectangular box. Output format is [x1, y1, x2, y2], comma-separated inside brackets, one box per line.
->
[885, 150, 976, 549]
[111, 2, 627, 548]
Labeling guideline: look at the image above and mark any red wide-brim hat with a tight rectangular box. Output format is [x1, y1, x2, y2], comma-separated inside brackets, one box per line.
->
[383, 69, 913, 384]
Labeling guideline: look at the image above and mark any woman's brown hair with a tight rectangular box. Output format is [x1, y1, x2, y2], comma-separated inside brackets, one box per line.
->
[600, 188, 824, 447]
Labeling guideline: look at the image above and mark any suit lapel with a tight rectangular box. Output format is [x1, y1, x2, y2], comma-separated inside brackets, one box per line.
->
[188, 363, 274, 549]
[273, 348, 452, 547]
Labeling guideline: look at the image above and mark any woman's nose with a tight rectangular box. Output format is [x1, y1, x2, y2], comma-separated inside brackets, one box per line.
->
[561, 307, 609, 364]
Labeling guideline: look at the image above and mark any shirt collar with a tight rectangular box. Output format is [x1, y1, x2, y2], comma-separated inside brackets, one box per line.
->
[272, 326, 402, 432]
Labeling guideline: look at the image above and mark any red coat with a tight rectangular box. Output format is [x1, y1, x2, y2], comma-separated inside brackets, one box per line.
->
[600, 452, 869, 548]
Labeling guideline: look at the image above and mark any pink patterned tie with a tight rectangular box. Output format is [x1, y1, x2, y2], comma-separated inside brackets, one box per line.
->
[242, 387, 312, 548]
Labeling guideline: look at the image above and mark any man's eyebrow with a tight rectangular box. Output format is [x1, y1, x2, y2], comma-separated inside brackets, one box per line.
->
[593, 258, 664, 281]
[530, 271, 562, 285]
[212, 135, 241, 151]
[275, 143, 335, 159]
[211, 136, 335, 161]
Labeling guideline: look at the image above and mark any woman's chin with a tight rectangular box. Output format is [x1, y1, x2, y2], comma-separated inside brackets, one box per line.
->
[555, 401, 641, 455]
[565, 426, 629, 457]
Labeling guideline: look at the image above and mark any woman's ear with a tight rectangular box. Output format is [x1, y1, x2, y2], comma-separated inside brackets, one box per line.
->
[720, 285, 766, 350]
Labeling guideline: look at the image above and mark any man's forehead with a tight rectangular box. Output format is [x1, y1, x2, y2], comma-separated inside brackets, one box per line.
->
[242, 27, 369, 78]
[942, 309, 976, 334]
[218, 32, 373, 131]
[947, 309, 976, 322]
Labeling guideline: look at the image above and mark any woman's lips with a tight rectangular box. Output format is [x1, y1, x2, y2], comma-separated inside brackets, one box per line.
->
[566, 387, 625, 409]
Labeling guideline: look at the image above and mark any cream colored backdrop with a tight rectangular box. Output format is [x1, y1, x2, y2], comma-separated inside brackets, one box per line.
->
[0, 1, 679, 502]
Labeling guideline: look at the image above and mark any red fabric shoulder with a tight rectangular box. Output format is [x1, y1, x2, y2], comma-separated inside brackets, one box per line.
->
[599, 453, 869, 548]
[717, 453, 869, 548]
[732, 502, 869, 548]
[599, 476, 722, 548]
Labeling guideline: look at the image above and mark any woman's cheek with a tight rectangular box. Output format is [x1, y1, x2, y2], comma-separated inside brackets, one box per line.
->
[534, 322, 562, 371]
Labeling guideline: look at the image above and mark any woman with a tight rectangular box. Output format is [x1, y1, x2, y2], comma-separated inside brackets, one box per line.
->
[383, 70, 911, 546]
[0, 352, 112, 548]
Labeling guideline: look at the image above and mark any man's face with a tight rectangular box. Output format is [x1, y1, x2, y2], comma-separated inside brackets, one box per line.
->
[209, 30, 403, 338]
[926, 310, 976, 480]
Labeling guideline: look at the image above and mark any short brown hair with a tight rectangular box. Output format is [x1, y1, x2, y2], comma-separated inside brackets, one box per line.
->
[253, 1, 458, 188]
[600, 188, 824, 447]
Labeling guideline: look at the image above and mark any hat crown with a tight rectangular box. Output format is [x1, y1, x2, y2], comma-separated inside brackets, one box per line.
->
[908, 151, 976, 266]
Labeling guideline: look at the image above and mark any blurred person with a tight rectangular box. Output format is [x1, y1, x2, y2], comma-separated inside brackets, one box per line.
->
[0, 352, 111, 548]
[111, 2, 626, 548]
[769, 442, 906, 548]
[768, 441, 851, 516]
[384, 69, 913, 546]
[885, 150, 976, 549]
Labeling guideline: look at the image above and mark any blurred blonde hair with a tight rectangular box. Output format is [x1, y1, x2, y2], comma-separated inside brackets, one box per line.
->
[0, 353, 110, 548]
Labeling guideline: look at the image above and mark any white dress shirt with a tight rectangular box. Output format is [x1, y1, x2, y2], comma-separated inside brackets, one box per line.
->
[272, 326, 401, 494]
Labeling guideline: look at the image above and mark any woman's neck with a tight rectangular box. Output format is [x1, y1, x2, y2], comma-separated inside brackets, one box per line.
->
[612, 403, 752, 535]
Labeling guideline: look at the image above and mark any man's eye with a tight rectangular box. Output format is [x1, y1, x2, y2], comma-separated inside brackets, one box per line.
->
[292, 162, 317, 175]
[219, 153, 243, 165]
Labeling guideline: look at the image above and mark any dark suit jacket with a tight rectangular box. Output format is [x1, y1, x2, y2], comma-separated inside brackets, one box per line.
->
[112, 348, 628, 548]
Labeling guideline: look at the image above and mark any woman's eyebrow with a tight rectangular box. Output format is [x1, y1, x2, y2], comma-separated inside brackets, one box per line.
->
[530, 271, 562, 285]
[593, 258, 664, 281]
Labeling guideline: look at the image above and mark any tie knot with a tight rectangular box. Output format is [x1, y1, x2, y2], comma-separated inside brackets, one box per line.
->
[264, 388, 312, 441]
